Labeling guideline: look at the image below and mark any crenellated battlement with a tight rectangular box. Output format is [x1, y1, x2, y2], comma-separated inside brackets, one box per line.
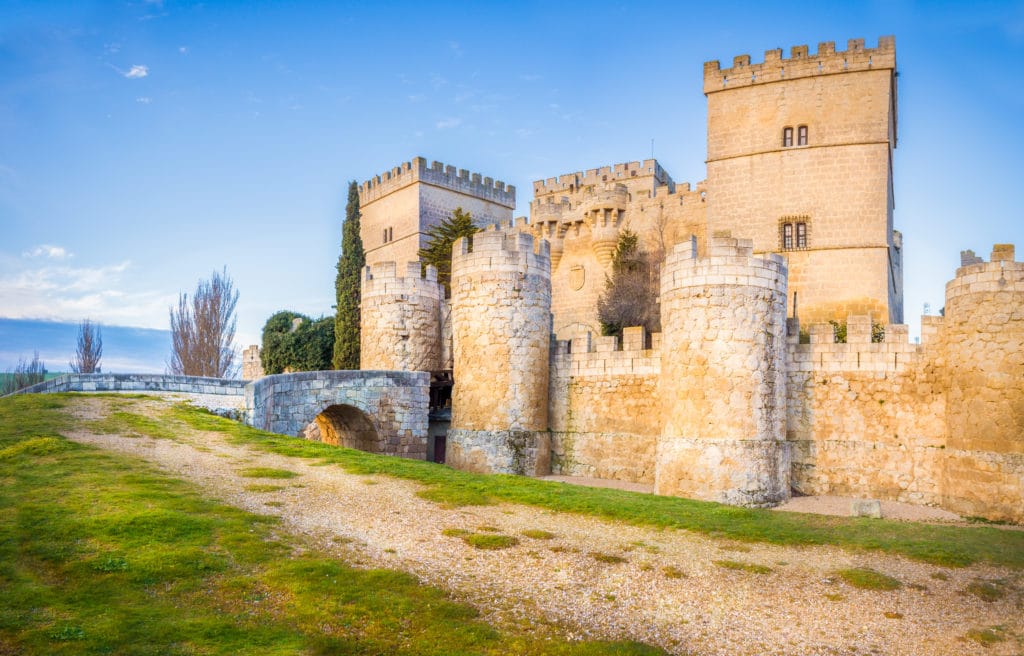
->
[551, 326, 662, 379]
[359, 156, 516, 208]
[662, 234, 787, 293]
[361, 261, 444, 300]
[452, 227, 550, 277]
[703, 35, 895, 94]
[787, 312, 923, 375]
[533, 159, 672, 197]
[947, 243, 1022, 303]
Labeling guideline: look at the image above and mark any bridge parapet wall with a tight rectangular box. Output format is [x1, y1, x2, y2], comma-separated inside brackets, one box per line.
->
[11, 373, 247, 397]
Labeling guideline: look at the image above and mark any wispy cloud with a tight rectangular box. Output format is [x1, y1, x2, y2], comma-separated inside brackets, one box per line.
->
[178, 46, 188, 54]
[435, 117, 463, 130]
[23, 245, 71, 259]
[407, 93, 426, 103]
[123, 64, 149, 79]
[520, 73, 542, 82]
[0, 259, 174, 329]
[448, 41, 463, 57]
[136, 97, 152, 104]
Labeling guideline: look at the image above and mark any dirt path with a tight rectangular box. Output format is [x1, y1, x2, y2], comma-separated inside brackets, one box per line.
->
[65, 397, 1022, 656]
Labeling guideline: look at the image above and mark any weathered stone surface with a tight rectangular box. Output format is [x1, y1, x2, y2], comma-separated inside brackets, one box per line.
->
[851, 499, 882, 518]
[361, 261, 446, 372]
[246, 370, 429, 459]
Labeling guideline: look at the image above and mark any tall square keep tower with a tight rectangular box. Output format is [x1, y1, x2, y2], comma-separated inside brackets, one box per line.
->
[703, 36, 902, 324]
[358, 157, 516, 268]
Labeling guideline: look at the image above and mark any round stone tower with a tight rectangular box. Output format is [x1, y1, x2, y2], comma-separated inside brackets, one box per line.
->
[939, 244, 1024, 521]
[447, 227, 552, 475]
[360, 261, 445, 372]
[656, 234, 790, 506]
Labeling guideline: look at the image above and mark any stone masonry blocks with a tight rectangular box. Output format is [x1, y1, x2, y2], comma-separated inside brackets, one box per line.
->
[361, 261, 446, 372]
[656, 235, 790, 506]
[448, 228, 553, 475]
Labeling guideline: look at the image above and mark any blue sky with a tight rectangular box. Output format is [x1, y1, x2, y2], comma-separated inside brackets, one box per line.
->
[1, 0, 1022, 369]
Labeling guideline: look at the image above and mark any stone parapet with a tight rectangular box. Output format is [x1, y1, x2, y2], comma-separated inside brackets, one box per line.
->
[703, 35, 895, 94]
[13, 373, 247, 397]
[359, 157, 515, 208]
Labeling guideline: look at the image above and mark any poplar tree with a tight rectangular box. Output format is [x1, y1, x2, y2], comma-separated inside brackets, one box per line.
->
[333, 181, 364, 369]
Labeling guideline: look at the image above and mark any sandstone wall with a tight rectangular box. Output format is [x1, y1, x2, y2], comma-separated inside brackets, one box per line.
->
[242, 345, 264, 380]
[529, 160, 707, 340]
[704, 37, 900, 324]
[448, 228, 552, 475]
[938, 247, 1024, 520]
[548, 327, 661, 483]
[787, 318, 947, 505]
[360, 261, 445, 372]
[786, 245, 1024, 522]
[656, 235, 790, 506]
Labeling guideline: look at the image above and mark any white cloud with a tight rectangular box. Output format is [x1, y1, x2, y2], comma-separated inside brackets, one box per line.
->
[124, 65, 149, 79]
[178, 46, 188, 54]
[23, 245, 71, 259]
[136, 97, 152, 104]
[520, 73, 542, 82]
[435, 117, 462, 130]
[0, 259, 174, 329]
[448, 41, 463, 57]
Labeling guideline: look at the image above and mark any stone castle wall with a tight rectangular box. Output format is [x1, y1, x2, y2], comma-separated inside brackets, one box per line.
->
[548, 327, 661, 483]
[360, 261, 446, 372]
[447, 227, 552, 475]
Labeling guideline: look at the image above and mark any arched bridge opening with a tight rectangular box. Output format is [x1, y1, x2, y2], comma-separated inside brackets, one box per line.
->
[245, 370, 430, 459]
[307, 403, 381, 452]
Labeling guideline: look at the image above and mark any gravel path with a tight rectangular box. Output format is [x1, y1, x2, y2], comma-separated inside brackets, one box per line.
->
[65, 397, 1022, 656]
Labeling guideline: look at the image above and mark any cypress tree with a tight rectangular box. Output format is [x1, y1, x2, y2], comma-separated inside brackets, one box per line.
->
[333, 181, 364, 369]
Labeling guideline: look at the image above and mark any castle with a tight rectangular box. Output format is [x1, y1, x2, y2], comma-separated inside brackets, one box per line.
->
[252, 36, 1024, 522]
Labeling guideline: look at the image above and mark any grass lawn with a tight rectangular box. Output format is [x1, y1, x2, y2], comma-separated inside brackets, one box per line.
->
[0, 393, 663, 655]
[162, 401, 1024, 570]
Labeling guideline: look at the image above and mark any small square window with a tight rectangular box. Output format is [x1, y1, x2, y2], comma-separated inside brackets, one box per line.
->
[797, 125, 808, 146]
[782, 127, 793, 147]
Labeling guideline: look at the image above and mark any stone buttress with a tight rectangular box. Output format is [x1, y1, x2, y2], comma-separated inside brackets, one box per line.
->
[447, 227, 552, 475]
[360, 261, 446, 372]
[656, 235, 790, 506]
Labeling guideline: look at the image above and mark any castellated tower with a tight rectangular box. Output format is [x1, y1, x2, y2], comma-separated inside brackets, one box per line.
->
[359, 261, 446, 372]
[703, 36, 902, 325]
[656, 235, 790, 506]
[446, 227, 552, 476]
[359, 157, 516, 268]
[938, 245, 1024, 518]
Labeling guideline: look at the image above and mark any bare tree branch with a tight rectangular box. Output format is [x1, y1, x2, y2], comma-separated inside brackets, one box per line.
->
[169, 268, 239, 378]
[70, 319, 102, 373]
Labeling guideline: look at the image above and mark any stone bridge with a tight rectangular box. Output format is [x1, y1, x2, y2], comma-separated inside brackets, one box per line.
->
[12, 371, 431, 460]
[245, 370, 429, 458]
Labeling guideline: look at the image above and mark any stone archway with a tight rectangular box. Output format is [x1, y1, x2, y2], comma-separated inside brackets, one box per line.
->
[309, 404, 381, 452]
